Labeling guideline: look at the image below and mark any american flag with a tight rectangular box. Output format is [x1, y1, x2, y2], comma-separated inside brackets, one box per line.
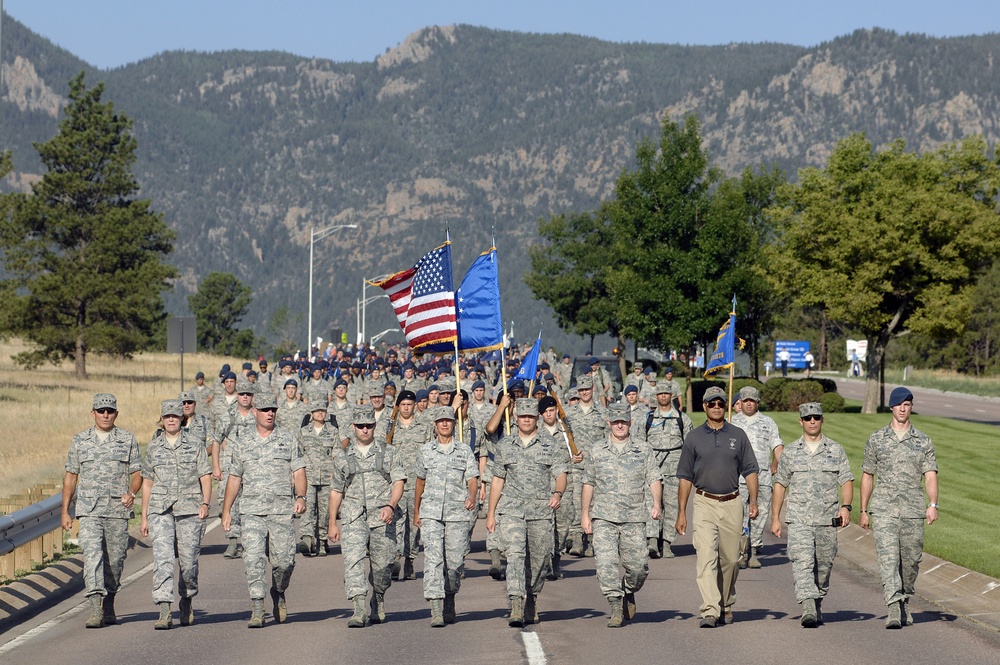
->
[370, 243, 457, 350]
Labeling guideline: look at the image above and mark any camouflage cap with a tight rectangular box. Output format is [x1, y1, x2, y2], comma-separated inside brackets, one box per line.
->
[655, 382, 674, 395]
[436, 376, 457, 393]
[799, 402, 823, 418]
[236, 377, 255, 394]
[254, 393, 278, 410]
[367, 384, 386, 397]
[178, 390, 195, 402]
[607, 403, 632, 423]
[160, 400, 184, 418]
[633, 361, 643, 370]
[702, 386, 727, 402]
[353, 405, 376, 425]
[739, 386, 761, 402]
[515, 398, 539, 417]
[433, 406, 457, 422]
[576, 375, 594, 390]
[93, 393, 117, 410]
[309, 401, 328, 413]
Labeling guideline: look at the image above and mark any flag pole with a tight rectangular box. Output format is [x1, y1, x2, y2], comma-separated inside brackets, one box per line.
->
[454, 338, 464, 443]
[500, 344, 511, 434]
[727, 362, 734, 422]
[526, 329, 542, 396]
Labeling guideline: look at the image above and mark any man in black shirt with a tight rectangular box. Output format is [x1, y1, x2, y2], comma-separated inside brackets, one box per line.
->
[676, 386, 759, 628]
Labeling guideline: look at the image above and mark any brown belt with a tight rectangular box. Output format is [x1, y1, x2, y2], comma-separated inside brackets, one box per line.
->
[695, 489, 740, 502]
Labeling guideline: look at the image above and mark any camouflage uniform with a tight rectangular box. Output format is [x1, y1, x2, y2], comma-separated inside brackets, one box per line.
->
[541, 421, 575, 569]
[142, 429, 212, 604]
[229, 426, 305, 600]
[276, 396, 308, 434]
[863, 424, 938, 607]
[389, 418, 434, 567]
[773, 434, 853, 604]
[301, 375, 332, 406]
[66, 423, 141, 599]
[330, 437, 406, 602]
[414, 436, 479, 600]
[731, 410, 784, 549]
[213, 407, 256, 540]
[642, 404, 692, 552]
[188, 383, 213, 414]
[492, 427, 568, 602]
[183, 412, 211, 451]
[297, 419, 341, 551]
[583, 432, 660, 600]
[564, 393, 608, 552]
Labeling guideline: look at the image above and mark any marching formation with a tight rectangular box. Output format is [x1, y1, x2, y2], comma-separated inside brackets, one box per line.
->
[60, 346, 939, 632]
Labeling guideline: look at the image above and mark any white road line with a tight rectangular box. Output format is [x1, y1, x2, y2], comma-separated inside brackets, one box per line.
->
[982, 582, 1000, 595]
[522, 631, 547, 665]
[951, 572, 972, 584]
[924, 562, 946, 575]
[0, 519, 221, 656]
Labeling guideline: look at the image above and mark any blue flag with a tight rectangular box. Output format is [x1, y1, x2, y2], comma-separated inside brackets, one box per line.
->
[421, 246, 504, 354]
[704, 301, 745, 379]
[509, 337, 541, 386]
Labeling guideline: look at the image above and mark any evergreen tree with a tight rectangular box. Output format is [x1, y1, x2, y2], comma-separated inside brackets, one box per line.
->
[0, 73, 176, 378]
[188, 272, 257, 356]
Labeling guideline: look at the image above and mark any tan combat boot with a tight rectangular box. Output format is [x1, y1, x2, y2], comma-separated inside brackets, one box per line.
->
[443, 593, 457, 624]
[270, 587, 287, 623]
[348, 595, 367, 628]
[430, 599, 445, 627]
[102, 593, 118, 625]
[154, 602, 173, 630]
[508, 596, 524, 628]
[885, 600, 902, 629]
[179, 597, 194, 626]
[85, 596, 104, 629]
[607, 597, 624, 628]
[370, 592, 385, 624]
[524, 593, 539, 625]
[800, 598, 818, 628]
[248, 599, 266, 628]
[488, 549, 503, 580]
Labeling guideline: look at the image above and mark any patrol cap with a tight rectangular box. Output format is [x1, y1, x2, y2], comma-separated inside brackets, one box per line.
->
[889, 386, 914, 408]
[236, 378, 255, 394]
[368, 384, 386, 397]
[799, 402, 823, 418]
[623, 385, 638, 395]
[93, 393, 118, 411]
[576, 375, 594, 390]
[397, 390, 417, 403]
[353, 405, 376, 425]
[160, 400, 184, 418]
[254, 394, 278, 410]
[433, 406, 456, 422]
[415, 389, 429, 402]
[472, 380, 486, 391]
[283, 378, 299, 388]
[178, 390, 196, 402]
[437, 377, 457, 393]
[515, 398, 539, 418]
[703, 386, 727, 402]
[538, 396, 557, 413]
[607, 403, 631, 423]
[655, 383, 674, 395]
[309, 401, 328, 413]
[195, 371, 205, 380]
[633, 361, 643, 371]
[739, 386, 760, 402]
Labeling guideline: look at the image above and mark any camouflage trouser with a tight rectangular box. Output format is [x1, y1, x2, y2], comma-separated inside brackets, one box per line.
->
[553, 472, 575, 554]
[79, 516, 129, 598]
[395, 486, 421, 561]
[300, 483, 331, 545]
[342, 517, 397, 600]
[149, 511, 205, 603]
[740, 482, 773, 549]
[592, 519, 648, 599]
[787, 522, 838, 602]
[482, 480, 502, 552]
[220, 470, 241, 539]
[421, 519, 470, 600]
[646, 450, 679, 544]
[569, 465, 584, 540]
[242, 514, 296, 600]
[498, 514, 552, 599]
[872, 515, 924, 606]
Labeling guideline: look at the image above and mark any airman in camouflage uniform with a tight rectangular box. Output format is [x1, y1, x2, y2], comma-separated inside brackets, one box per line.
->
[179, 390, 211, 451]
[301, 364, 332, 406]
[582, 403, 662, 627]
[731, 386, 784, 569]
[329, 405, 406, 627]
[771, 402, 853, 627]
[140, 400, 213, 629]
[641, 383, 692, 559]
[222, 393, 307, 628]
[538, 395, 578, 580]
[61, 393, 142, 629]
[209, 370, 239, 432]
[276, 379, 307, 434]
[296, 402, 341, 557]
[211, 377, 256, 558]
[413, 407, 480, 626]
[387, 390, 432, 580]
[188, 371, 213, 413]
[486, 398, 568, 627]
[624, 362, 646, 390]
[860, 387, 939, 629]
[564, 375, 609, 557]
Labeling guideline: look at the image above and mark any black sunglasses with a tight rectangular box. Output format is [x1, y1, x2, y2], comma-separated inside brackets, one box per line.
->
[705, 400, 726, 408]
[94, 408, 117, 414]
[801, 415, 823, 422]
[355, 423, 375, 430]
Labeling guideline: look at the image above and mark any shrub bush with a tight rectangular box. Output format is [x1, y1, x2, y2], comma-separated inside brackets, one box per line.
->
[761, 377, 790, 411]
[786, 380, 825, 411]
[821, 392, 846, 413]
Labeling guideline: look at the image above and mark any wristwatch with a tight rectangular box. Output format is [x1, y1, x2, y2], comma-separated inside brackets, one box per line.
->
[553, 490, 564, 497]
[295, 495, 306, 501]
[842, 504, 852, 512]
[929, 502, 939, 509]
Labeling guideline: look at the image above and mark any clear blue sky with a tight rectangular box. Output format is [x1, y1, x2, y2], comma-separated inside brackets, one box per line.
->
[4, 0, 997, 70]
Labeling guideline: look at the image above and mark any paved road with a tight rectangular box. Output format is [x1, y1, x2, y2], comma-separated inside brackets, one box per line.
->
[4, 514, 1000, 665]
[835, 377, 1000, 426]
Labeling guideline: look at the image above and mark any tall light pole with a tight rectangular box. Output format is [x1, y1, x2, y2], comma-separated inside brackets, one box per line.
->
[308, 223, 357, 359]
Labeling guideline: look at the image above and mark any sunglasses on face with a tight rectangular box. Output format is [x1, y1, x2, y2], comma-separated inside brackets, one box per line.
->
[355, 423, 375, 430]
[705, 400, 726, 408]
[801, 415, 823, 422]
[94, 408, 116, 415]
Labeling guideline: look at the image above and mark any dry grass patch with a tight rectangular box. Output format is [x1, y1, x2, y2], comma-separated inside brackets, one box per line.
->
[0, 339, 243, 495]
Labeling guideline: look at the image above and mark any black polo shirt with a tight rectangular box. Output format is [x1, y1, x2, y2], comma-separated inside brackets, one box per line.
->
[676, 421, 758, 495]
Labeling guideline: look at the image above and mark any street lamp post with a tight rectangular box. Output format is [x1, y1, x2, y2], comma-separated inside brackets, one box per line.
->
[308, 223, 357, 359]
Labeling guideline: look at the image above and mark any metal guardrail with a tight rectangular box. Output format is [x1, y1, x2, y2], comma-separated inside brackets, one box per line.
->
[0, 494, 72, 556]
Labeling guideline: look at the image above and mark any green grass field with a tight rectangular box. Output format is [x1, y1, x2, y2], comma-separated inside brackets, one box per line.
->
[691, 407, 1000, 579]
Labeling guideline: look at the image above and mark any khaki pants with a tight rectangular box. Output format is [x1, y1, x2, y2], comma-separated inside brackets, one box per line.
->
[692, 492, 743, 619]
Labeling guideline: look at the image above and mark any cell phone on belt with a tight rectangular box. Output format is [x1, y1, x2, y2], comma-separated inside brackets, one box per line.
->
[831, 517, 841, 527]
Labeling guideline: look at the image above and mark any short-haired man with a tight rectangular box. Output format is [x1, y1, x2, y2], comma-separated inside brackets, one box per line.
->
[642, 383, 692, 559]
[676, 386, 759, 628]
[860, 387, 939, 629]
[389, 390, 434, 581]
[771, 402, 853, 627]
[62, 394, 142, 628]
[212, 377, 256, 558]
[564, 375, 608, 557]
[296, 402, 341, 557]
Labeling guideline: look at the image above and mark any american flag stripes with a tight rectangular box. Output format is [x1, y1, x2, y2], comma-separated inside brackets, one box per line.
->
[370, 242, 458, 350]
